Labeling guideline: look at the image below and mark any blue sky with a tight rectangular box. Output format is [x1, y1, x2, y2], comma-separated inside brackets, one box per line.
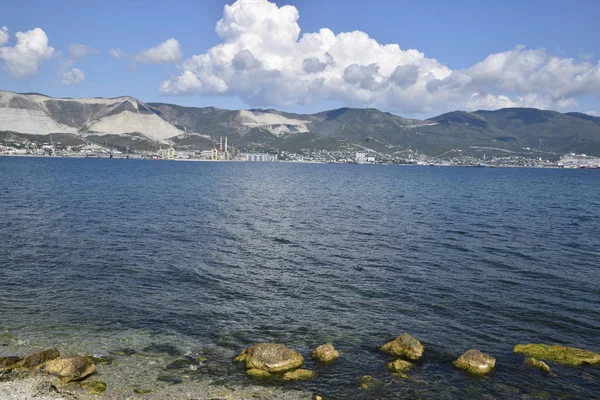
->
[1, 0, 599, 117]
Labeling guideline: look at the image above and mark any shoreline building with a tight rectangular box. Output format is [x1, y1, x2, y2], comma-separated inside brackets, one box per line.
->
[244, 153, 277, 162]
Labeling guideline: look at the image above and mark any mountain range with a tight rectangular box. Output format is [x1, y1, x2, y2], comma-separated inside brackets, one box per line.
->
[1, 90, 600, 158]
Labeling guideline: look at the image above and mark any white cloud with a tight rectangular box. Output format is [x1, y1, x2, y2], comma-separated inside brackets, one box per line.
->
[60, 67, 85, 84]
[158, 0, 600, 115]
[135, 38, 182, 64]
[0, 26, 8, 46]
[0, 27, 54, 78]
[109, 48, 123, 59]
[68, 43, 97, 60]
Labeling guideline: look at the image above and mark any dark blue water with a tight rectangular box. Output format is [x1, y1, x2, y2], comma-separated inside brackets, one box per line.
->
[1, 157, 599, 399]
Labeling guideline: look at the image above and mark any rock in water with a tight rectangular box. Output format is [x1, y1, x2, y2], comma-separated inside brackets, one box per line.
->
[81, 381, 106, 394]
[524, 357, 551, 373]
[43, 356, 96, 382]
[453, 349, 496, 375]
[234, 343, 303, 373]
[312, 344, 340, 363]
[513, 344, 600, 366]
[246, 368, 271, 378]
[283, 369, 314, 381]
[380, 333, 424, 360]
[387, 359, 412, 373]
[358, 375, 380, 390]
[0, 356, 21, 371]
[22, 349, 60, 369]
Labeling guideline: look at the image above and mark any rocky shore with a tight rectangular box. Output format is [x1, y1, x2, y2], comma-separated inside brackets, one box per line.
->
[1, 334, 599, 399]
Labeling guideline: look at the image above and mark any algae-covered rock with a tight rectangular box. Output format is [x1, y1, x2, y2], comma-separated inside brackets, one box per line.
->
[235, 343, 304, 373]
[246, 368, 271, 378]
[453, 349, 496, 375]
[524, 357, 551, 374]
[283, 369, 314, 381]
[43, 356, 96, 382]
[81, 381, 106, 394]
[85, 355, 114, 365]
[0, 356, 21, 371]
[22, 348, 60, 369]
[312, 344, 339, 363]
[387, 359, 412, 373]
[358, 375, 380, 390]
[380, 333, 424, 360]
[514, 344, 600, 366]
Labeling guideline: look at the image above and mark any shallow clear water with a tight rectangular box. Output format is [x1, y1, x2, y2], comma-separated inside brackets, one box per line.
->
[1, 157, 599, 399]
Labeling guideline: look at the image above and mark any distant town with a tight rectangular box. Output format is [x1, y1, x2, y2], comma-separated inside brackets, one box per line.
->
[1, 136, 599, 169]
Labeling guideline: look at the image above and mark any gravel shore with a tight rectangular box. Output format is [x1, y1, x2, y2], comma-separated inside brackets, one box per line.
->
[0, 375, 313, 400]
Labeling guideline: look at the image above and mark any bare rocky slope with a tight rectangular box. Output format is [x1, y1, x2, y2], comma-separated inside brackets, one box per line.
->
[2, 90, 600, 157]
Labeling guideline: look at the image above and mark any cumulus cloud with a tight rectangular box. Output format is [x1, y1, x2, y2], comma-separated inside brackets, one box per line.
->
[0, 26, 8, 46]
[68, 43, 97, 60]
[60, 67, 85, 84]
[0, 27, 54, 78]
[135, 38, 182, 64]
[159, 0, 600, 115]
[109, 48, 123, 59]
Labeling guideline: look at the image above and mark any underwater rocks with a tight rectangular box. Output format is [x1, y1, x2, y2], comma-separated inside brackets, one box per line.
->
[524, 357, 552, 374]
[453, 349, 496, 375]
[0, 356, 21, 371]
[312, 344, 339, 363]
[235, 343, 304, 373]
[283, 369, 314, 381]
[380, 333, 424, 360]
[43, 355, 96, 382]
[387, 359, 412, 374]
[22, 348, 60, 369]
[513, 344, 600, 366]
[80, 380, 107, 394]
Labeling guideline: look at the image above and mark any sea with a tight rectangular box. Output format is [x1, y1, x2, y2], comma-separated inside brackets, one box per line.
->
[1, 157, 599, 399]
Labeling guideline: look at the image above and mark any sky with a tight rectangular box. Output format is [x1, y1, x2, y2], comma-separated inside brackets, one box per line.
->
[0, 0, 599, 118]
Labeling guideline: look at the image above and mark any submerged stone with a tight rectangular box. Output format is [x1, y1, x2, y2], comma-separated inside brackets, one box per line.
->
[387, 359, 412, 373]
[0, 356, 21, 371]
[22, 348, 60, 369]
[283, 368, 314, 381]
[85, 355, 114, 365]
[380, 333, 424, 360]
[235, 343, 304, 373]
[453, 349, 496, 375]
[166, 358, 196, 370]
[246, 368, 271, 378]
[111, 348, 136, 356]
[157, 374, 183, 384]
[359, 375, 380, 390]
[312, 344, 339, 363]
[524, 357, 552, 374]
[43, 356, 96, 383]
[514, 344, 600, 366]
[81, 380, 106, 394]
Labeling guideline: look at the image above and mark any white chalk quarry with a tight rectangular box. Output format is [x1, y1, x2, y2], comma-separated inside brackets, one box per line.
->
[237, 110, 309, 136]
[0, 108, 78, 135]
[0, 91, 184, 140]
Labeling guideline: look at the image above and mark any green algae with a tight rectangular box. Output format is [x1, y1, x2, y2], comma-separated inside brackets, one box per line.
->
[283, 369, 314, 381]
[81, 380, 107, 394]
[387, 359, 412, 374]
[524, 357, 551, 374]
[246, 368, 271, 379]
[514, 344, 600, 366]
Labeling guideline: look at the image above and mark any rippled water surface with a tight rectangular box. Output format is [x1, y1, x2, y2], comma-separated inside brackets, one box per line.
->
[1, 157, 599, 399]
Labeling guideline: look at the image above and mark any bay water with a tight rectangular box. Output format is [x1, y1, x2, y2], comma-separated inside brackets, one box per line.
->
[1, 157, 599, 399]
